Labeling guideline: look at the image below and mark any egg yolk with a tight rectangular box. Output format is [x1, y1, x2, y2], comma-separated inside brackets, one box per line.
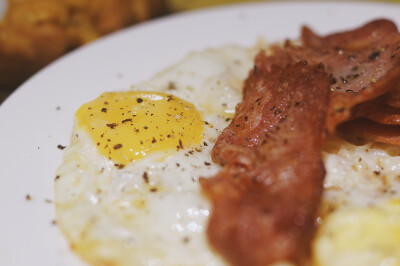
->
[75, 91, 204, 165]
[313, 200, 400, 266]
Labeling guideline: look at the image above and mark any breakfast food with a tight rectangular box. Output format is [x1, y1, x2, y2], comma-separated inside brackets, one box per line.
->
[56, 19, 400, 266]
[201, 18, 400, 266]
[0, 0, 165, 91]
[55, 46, 257, 265]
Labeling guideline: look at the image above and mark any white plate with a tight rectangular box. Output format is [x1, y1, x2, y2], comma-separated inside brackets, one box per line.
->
[1, 1, 400, 265]
[0, 0, 7, 21]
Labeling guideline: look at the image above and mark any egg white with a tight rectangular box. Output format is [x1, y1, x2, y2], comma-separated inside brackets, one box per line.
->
[56, 44, 400, 266]
[55, 45, 258, 266]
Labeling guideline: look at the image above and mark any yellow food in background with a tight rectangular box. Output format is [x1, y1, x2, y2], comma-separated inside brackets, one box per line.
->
[167, 0, 400, 12]
[314, 200, 400, 266]
[166, 0, 263, 11]
[0, 0, 166, 93]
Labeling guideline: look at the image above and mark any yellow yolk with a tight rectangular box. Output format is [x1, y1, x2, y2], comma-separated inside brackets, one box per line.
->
[314, 200, 400, 266]
[75, 91, 203, 165]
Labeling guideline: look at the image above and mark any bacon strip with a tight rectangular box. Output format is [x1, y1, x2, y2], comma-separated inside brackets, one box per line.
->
[262, 19, 400, 142]
[254, 19, 400, 135]
[338, 118, 400, 145]
[201, 61, 330, 266]
[352, 96, 400, 125]
[386, 86, 400, 108]
[291, 19, 400, 132]
[202, 19, 400, 266]
[211, 51, 296, 166]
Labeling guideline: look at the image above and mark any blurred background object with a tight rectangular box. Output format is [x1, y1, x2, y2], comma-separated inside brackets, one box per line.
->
[1, 0, 400, 103]
[166, 0, 400, 11]
[166, 0, 264, 11]
[0, 0, 166, 102]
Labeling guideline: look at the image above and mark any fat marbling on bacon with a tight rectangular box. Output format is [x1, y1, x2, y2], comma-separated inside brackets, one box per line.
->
[200, 19, 400, 266]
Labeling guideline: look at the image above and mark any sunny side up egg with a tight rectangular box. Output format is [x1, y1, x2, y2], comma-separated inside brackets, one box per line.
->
[55, 46, 259, 266]
[56, 44, 400, 266]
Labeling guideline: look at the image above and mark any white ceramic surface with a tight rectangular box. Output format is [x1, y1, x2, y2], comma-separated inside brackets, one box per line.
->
[0, 0, 7, 20]
[1, 2, 400, 265]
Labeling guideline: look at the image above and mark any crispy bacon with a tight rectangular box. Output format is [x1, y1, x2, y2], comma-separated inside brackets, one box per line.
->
[254, 19, 400, 135]
[386, 86, 400, 108]
[202, 19, 400, 266]
[291, 19, 400, 132]
[301, 19, 398, 50]
[338, 118, 400, 145]
[201, 61, 330, 266]
[352, 96, 400, 125]
[211, 51, 296, 166]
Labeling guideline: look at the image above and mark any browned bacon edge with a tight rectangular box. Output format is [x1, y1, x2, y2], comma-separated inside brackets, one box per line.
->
[338, 118, 400, 146]
[254, 19, 400, 137]
[298, 19, 400, 133]
[201, 61, 330, 266]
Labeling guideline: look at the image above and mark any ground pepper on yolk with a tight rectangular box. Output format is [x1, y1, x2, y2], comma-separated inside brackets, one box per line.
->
[75, 91, 204, 165]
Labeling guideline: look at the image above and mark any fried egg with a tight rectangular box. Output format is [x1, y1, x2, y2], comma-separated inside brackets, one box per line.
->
[55, 46, 258, 266]
[314, 138, 400, 266]
[56, 44, 400, 266]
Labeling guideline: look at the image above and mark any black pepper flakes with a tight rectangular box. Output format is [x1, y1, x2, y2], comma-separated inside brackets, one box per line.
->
[107, 123, 117, 129]
[57, 144, 66, 150]
[55, 175, 60, 181]
[113, 144, 123, 149]
[25, 194, 32, 201]
[369, 51, 380, 61]
[122, 118, 132, 123]
[253, 65, 259, 74]
[168, 82, 177, 90]
[136, 98, 143, 103]
[101, 108, 107, 113]
[114, 163, 125, 169]
[178, 139, 184, 149]
[142, 172, 149, 183]
[330, 75, 337, 84]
